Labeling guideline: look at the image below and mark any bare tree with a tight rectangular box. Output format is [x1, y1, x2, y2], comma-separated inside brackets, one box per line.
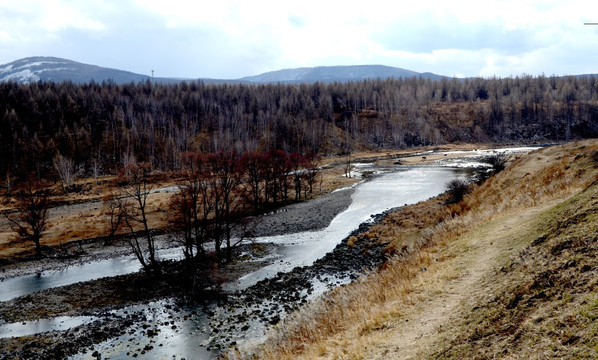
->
[53, 153, 76, 192]
[121, 150, 138, 183]
[207, 151, 245, 262]
[240, 151, 267, 212]
[170, 187, 196, 261]
[170, 153, 215, 261]
[102, 193, 128, 245]
[3, 183, 50, 256]
[4, 171, 16, 201]
[92, 158, 101, 185]
[344, 156, 353, 178]
[120, 162, 160, 274]
[303, 153, 320, 197]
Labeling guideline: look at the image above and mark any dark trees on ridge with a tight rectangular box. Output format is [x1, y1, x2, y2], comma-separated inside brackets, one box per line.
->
[1, 75, 598, 188]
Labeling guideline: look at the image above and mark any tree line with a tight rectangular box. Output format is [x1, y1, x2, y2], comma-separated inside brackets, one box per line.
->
[1, 75, 598, 186]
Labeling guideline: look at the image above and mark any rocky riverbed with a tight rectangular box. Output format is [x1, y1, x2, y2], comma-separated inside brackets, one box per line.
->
[0, 210, 391, 359]
[0, 187, 364, 359]
[208, 211, 391, 354]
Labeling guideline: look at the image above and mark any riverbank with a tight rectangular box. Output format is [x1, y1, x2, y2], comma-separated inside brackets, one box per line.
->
[247, 140, 598, 360]
[0, 196, 401, 360]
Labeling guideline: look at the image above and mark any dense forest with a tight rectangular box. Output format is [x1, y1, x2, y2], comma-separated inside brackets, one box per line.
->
[1, 75, 598, 183]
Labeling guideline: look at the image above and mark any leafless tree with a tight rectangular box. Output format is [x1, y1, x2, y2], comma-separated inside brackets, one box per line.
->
[170, 153, 214, 261]
[102, 193, 128, 245]
[121, 150, 138, 183]
[344, 156, 353, 178]
[208, 151, 245, 262]
[303, 153, 320, 197]
[92, 158, 101, 185]
[3, 183, 50, 256]
[120, 162, 160, 274]
[53, 153, 76, 192]
[4, 171, 16, 201]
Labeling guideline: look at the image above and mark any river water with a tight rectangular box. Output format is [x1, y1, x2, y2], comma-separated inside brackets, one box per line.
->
[1, 154, 531, 358]
[226, 164, 473, 290]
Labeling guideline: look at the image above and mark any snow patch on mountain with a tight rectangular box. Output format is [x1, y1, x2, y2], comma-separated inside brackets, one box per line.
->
[0, 69, 39, 83]
[0, 64, 13, 74]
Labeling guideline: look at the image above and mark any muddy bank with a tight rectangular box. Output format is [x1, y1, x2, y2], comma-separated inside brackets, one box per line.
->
[0, 317, 133, 360]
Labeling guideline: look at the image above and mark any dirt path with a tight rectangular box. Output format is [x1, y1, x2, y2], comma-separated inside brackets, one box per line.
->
[361, 202, 554, 359]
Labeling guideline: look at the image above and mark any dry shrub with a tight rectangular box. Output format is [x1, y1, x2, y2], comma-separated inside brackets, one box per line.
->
[446, 178, 471, 204]
[257, 250, 429, 359]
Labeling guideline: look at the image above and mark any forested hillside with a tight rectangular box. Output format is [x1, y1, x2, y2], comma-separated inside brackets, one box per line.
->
[1, 75, 598, 183]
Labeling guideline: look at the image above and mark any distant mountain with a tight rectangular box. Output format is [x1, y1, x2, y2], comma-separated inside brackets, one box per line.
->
[240, 65, 446, 83]
[0, 57, 179, 84]
[0, 57, 446, 85]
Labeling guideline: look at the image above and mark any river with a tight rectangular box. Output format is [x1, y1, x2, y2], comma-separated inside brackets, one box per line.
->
[0, 153, 531, 358]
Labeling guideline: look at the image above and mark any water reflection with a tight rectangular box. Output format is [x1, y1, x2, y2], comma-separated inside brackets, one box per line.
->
[0, 245, 183, 302]
[0, 316, 98, 338]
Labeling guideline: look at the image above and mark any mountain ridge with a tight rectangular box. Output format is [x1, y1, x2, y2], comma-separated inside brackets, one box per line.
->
[0, 57, 447, 85]
[239, 64, 446, 83]
[0, 57, 185, 85]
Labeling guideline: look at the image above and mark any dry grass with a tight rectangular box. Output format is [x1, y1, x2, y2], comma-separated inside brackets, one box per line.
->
[246, 139, 598, 360]
[433, 175, 598, 359]
[0, 187, 178, 258]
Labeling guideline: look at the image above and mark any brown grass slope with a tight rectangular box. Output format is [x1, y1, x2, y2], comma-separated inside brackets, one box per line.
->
[433, 178, 598, 358]
[243, 140, 598, 360]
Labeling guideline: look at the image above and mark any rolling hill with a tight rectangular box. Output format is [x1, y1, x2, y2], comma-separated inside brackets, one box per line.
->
[240, 65, 446, 83]
[0, 57, 446, 85]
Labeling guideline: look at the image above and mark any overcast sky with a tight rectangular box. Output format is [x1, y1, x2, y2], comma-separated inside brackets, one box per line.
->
[0, 0, 597, 79]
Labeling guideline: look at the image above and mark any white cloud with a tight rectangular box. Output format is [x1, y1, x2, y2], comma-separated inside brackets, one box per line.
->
[1, 0, 598, 78]
[0, 0, 107, 34]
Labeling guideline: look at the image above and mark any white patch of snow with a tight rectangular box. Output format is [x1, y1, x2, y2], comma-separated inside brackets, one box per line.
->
[0, 69, 40, 84]
[0, 64, 13, 74]
[37, 67, 74, 73]
[19, 60, 66, 69]
[433, 147, 540, 168]
[443, 147, 539, 156]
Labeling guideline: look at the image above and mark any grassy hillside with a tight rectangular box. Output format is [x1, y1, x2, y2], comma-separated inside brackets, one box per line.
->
[244, 140, 598, 359]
